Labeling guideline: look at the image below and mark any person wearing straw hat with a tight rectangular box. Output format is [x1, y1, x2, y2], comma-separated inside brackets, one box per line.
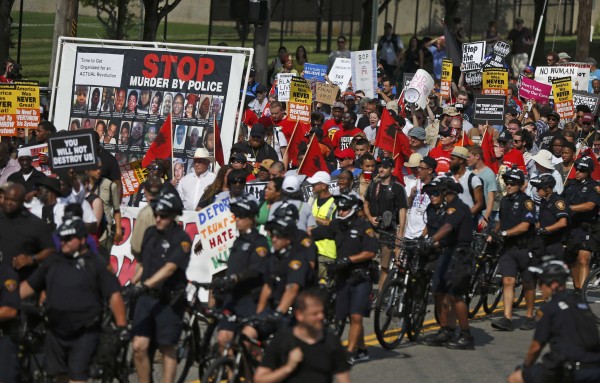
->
[176, 148, 216, 211]
[403, 152, 423, 190]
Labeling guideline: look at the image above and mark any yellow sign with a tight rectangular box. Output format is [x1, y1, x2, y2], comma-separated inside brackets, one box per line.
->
[0, 81, 40, 136]
[482, 68, 509, 95]
[288, 77, 312, 123]
[440, 58, 453, 98]
[552, 77, 574, 119]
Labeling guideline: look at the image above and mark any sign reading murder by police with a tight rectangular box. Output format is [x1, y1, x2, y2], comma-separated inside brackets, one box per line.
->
[196, 197, 237, 275]
[552, 77, 575, 119]
[287, 77, 312, 123]
[440, 58, 453, 98]
[48, 128, 98, 171]
[482, 67, 508, 95]
[0, 81, 40, 136]
[573, 91, 600, 115]
[473, 95, 505, 124]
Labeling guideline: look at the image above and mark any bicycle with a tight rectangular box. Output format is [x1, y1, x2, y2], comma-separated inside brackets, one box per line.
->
[466, 233, 501, 318]
[319, 262, 347, 338]
[18, 301, 48, 383]
[582, 267, 600, 323]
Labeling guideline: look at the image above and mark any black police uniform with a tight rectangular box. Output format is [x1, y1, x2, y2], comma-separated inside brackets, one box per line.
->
[0, 265, 19, 383]
[537, 193, 569, 260]
[498, 191, 536, 288]
[220, 228, 269, 329]
[26, 252, 121, 380]
[292, 228, 318, 284]
[133, 224, 191, 345]
[522, 290, 600, 383]
[562, 178, 600, 263]
[431, 197, 474, 297]
[313, 217, 379, 320]
[264, 244, 311, 311]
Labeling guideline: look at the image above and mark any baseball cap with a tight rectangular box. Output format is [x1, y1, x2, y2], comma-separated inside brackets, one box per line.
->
[251, 123, 266, 138]
[256, 84, 268, 93]
[343, 92, 356, 101]
[380, 157, 395, 168]
[306, 171, 331, 185]
[451, 146, 469, 160]
[498, 130, 513, 142]
[523, 65, 534, 74]
[282, 175, 301, 193]
[421, 156, 438, 170]
[259, 159, 274, 172]
[408, 127, 426, 140]
[546, 110, 561, 120]
[229, 152, 247, 163]
[332, 101, 345, 110]
[17, 148, 32, 158]
[586, 57, 598, 66]
[334, 147, 355, 159]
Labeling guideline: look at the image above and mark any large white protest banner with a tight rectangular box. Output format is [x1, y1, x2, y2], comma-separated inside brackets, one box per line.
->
[534, 66, 590, 91]
[351, 50, 377, 98]
[328, 58, 352, 92]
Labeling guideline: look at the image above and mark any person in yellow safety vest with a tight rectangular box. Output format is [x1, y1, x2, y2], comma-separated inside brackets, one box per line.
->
[306, 171, 338, 279]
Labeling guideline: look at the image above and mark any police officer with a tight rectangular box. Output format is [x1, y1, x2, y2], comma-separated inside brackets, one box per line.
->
[530, 174, 569, 260]
[19, 218, 127, 382]
[312, 190, 378, 363]
[214, 195, 270, 348]
[490, 166, 537, 332]
[562, 156, 600, 292]
[0, 262, 19, 383]
[420, 175, 474, 350]
[131, 192, 192, 383]
[507, 259, 600, 383]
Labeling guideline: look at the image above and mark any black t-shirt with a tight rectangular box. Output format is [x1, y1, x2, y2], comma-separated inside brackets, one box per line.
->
[507, 27, 532, 54]
[499, 191, 536, 246]
[537, 129, 562, 151]
[0, 265, 20, 317]
[365, 179, 408, 228]
[98, 149, 121, 182]
[538, 194, 570, 245]
[562, 178, 600, 227]
[440, 197, 473, 247]
[261, 328, 351, 383]
[7, 169, 47, 193]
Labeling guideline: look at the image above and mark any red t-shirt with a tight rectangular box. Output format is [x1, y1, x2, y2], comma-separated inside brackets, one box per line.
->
[332, 127, 363, 150]
[429, 146, 453, 173]
[502, 148, 527, 173]
[323, 119, 342, 141]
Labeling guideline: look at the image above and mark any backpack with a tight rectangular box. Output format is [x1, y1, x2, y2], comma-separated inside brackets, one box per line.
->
[85, 193, 108, 238]
[467, 172, 484, 215]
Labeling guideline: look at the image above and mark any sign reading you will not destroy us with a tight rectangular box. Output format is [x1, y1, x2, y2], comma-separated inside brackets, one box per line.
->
[48, 128, 98, 171]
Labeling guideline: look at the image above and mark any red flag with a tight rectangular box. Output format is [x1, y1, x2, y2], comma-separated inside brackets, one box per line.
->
[142, 114, 172, 168]
[374, 108, 397, 153]
[214, 118, 225, 167]
[298, 136, 328, 177]
[285, 121, 308, 167]
[481, 128, 499, 174]
[567, 148, 600, 181]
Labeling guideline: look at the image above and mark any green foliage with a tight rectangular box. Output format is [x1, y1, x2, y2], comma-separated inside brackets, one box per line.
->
[80, 0, 136, 40]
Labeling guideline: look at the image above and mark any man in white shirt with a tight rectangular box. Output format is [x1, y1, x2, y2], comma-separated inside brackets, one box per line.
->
[248, 84, 268, 117]
[449, 146, 485, 217]
[177, 148, 216, 210]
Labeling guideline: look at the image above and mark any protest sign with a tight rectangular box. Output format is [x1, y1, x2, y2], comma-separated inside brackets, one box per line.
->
[195, 197, 237, 275]
[518, 75, 552, 104]
[402, 73, 415, 89]
[482, 67, 509, 95]
[351, 50, 377, 98]
[26, 143, 53, 176]
[474, 95, 505, 124]
[404, 69, 434, 109]
[328, 57, 352, 91]
[119, 160, 144, 196]
[534, 66, 589, 91]
[47, 129, 98, 171]
[287, 77, 312, 123]
[0, 81, 40, 136]
[245, 181, 268, 200]
[277, 73, 295, 102]
[465, 71, 483, 86]
[462, 41, 486, 72]
[552, 77, 575, 119]
[301, 179, 340, 201]
[440, 59, 453, 98]
[303, 63, 327, 81]
[573, 90, 600, 115]
[315, 82, 340, 105]
[483, 41, 510, 69]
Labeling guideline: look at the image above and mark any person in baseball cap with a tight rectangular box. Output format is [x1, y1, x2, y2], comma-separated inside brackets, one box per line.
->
[306, 171, 331, 186]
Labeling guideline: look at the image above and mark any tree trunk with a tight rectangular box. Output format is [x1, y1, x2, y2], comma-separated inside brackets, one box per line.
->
[531, 0, 548, 66]
[443, 0, 459, 25]
[359, 0, 372, 50]
[0, 0, 15, 62]
[575, 0, 592, 61]
[117, 0, 128, 39]
[143, 0, 160, 41]
[253, 0, 270, 86]
[49, 0, 79, 87]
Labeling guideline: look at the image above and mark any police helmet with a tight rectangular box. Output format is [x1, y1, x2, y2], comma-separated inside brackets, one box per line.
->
[230, 195, 259, 218]
[424, 173, 463, 195]
[57, 217, 88, 239]
[334, 190, 363, 220]
[272, 202, 300, 221]
[529, 259, 570, 285]
[529, 173, 556, 190]
[265, 215, 295, 238]
[574, 156, 595, 173]
[154, 192, 184, 216]
[502, 165, 525, 185]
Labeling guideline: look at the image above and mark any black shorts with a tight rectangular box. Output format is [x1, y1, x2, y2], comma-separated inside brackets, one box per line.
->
[431, 248, 472, 297]
[45, 330, 99, 381]
[218, 296, 258, 332]
[335, 278, 372, 320]
[132, 295, 184, 346]
[498, 247, 534, 284]
[0, 336, 18, 383]
[544, 242, 564, 261]
[432, 251, 452, 294]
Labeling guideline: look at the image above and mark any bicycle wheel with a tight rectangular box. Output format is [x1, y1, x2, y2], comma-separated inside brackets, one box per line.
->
[406, 276, 430, 341]
[466, 264, 486, 318]
[582, 268, 600, 323]
[201, 357, 237, 383]
[374, 278, 408, 349]
[176, 317, 201, 383]
[483, 259, 503, 314]
[513, 274, 525, 308]
[324, 287, 346, 338]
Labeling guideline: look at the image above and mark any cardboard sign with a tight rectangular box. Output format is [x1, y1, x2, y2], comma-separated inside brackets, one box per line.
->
[573, 90, 600, 115]
[351, 50, 377, 98]
[120, 160, 144, 196]
[552, 77, 575, 119]
[277, 73, 295, 102]
[482, 67, 509, 95]
[518, 75, 552, 104]
[287, 77, 312, 123]
[462, 41, 486, 72]
[303, 63, 327, 81]
[474, 95, 505, 124]
[315, 82, 340, 105]
[534, 66, 590, 91]
[440, 58, 453, 98]
[47, 128, 98, 171]
[328, 57, 352, 91]
[0, 81, 40, 136]
[195, 197, 237, 275]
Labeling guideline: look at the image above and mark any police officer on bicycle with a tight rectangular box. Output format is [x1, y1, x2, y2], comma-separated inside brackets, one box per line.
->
[490, 166, 537, 332]
[562, 156, 600, 293]
[214, 195, 270, 347]
[508, 259, 600, 383]
[530, 174, 569, 260]
[131, 192, 192, 383]
[0, 262, 19, 383]
[312, 190, 378, 363]
[420, 175, 474, 350]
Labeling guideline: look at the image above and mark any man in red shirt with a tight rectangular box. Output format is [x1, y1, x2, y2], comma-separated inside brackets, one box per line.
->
[498, 130, 527, 173]
[259, 101, 310, 142]
[323, 102, 345, 140]
[332, 112, 364, 151]
[429, 127, 458, 173]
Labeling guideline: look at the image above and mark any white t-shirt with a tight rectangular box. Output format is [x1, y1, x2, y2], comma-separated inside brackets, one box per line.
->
[454, 169, 483, 208]
[405, 179, 431, 239]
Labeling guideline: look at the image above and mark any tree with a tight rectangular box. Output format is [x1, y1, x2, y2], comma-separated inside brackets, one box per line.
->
[142, 0, 185, 41]
[575, 0, 592, 60]
[81, 0, 135, 40]
[0, 0, 16, 62]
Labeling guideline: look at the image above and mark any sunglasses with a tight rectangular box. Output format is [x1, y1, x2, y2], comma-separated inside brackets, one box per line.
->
[230, 178, 245, 185]
[505, 181, 520, 186]
[426, 190, 440, 197]
[337, 206, 352, 212]
[154, 212, 171, 219]
[231, 159, 245, 164]
[513, 139, 523, 143]
[59, 235, 76, 242]
[547, 117, 559, 121]
[147, 165, 160, 171]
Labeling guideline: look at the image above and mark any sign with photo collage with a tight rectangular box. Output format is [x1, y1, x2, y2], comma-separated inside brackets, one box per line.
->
[66, 46, 235, 180]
